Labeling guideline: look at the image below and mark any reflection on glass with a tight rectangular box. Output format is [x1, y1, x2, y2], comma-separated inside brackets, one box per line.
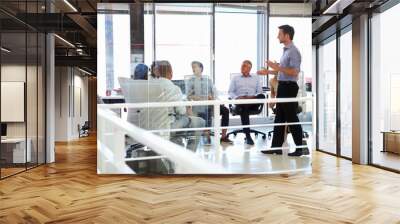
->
[318, 38, 337, 154]
[371, 3, 400, 171]
[97, 3, 313, 175]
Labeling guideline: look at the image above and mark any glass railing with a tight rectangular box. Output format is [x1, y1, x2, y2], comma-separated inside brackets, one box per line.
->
[97, 96, 314, 175]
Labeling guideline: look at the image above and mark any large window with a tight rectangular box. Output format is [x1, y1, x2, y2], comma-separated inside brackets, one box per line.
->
[144, 3, 264, 91]
[97, 4, 131, 97]
[153, 4, 212, 81]
[214, 5, 260, 93]
[339, 29, 352, 158]
[269, 17, 312, 79]
[98, 3, 314, 175]
[317, 37, 337, 154]
[371, 3, 400, 171]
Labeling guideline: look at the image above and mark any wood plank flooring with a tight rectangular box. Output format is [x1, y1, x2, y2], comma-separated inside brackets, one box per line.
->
[1, 135, 400, 223]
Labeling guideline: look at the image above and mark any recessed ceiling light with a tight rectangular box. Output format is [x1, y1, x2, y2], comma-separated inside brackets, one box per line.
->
[54, 34, 75, 48]
[63, 0, 78, 12]
[1, 47, 11, 53]
[323, 0, 355, 15]
[78, 67, 92, 76]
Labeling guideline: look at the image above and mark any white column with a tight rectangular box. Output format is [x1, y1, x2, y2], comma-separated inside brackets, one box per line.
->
[46, 33, 55, 163]
[352, 14, 369, 164]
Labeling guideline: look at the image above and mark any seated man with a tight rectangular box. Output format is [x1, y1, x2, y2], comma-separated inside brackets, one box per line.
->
[155, 60, 205, 151]
[186, 61, 232, 145]
[228, 60, 265, 145]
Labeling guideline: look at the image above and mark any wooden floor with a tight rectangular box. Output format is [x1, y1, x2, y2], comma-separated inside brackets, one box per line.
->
[1, 135, 400, 224]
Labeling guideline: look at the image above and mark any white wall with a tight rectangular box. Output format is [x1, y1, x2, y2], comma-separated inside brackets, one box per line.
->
[1, 64, 46, 163]
[1, 65, 40, 138]
[55, 67, 89, 141]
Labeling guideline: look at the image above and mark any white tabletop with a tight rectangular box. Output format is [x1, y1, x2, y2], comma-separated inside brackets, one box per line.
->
[1, 138, 27, 143]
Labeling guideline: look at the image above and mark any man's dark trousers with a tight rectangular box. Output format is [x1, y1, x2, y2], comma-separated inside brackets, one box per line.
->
[271, 81, 303, 147]
[235, 94, 265, 136]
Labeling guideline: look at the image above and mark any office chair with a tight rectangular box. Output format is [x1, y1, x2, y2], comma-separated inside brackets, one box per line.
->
[226, 73, 267, 140]
[171, 79, 186, 94]
[226, 99, 267, 140]
[78, 121, 90, 138]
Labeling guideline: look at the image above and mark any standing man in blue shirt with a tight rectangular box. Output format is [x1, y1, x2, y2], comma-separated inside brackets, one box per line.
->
[229, 60, 265, 145]
[258, 25, 309, 156]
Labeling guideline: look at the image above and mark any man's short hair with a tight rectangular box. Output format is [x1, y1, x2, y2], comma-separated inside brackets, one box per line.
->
[191, 61, 204, 72]
[242, 60, 252, 67]
[279, 25, 295, 40]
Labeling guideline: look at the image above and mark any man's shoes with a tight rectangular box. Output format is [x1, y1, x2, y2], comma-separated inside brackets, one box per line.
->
[220, 137, 233, 144]
[245, 136, 254, 145]
[261, 150, 282, 155]
[288, 148, 310, 157]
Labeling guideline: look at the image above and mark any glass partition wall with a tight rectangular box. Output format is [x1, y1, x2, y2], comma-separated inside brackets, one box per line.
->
[317, 36, 337, 155]
[97, 3, 313, 175]
[316, 25, 353, 159]
[0, 2, 46, 179]
[370, 2, 400, 171]
[339, 28, 352, 159]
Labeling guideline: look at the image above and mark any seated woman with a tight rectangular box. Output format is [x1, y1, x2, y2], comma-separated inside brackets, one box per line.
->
[186, 61, 232, 145]
[155, 60, 206, 151]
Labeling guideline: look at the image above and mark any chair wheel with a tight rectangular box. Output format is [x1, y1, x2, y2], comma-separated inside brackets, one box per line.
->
[255, 133, 258, 137]
[234, 133, 237, 137]
[262, 135, 266, 140]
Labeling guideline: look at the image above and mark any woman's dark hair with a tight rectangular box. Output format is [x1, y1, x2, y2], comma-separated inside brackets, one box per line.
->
[157, 60, 172, 78]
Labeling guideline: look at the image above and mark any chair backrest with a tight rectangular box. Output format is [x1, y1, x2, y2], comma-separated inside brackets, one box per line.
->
[229, 73, 241, 81]
[171, 79, 186, 94]
[184, 74, 214, 97]
[118, 78, 171, 136]
[82, 121, 90, 129]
